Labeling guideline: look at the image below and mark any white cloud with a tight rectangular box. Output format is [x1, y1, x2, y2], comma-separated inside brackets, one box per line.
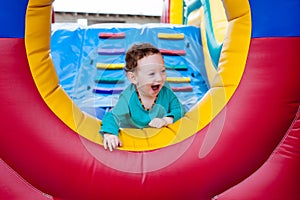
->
[53, 0, 163, 16]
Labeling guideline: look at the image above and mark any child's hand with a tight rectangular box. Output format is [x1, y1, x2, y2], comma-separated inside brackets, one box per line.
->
[149, 117, 173, 128]
[162, 116, 173, 125]
[103, 133, 122, 151]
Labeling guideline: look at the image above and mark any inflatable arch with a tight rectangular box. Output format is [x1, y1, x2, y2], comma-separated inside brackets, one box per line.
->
[1, 0, 300, 199]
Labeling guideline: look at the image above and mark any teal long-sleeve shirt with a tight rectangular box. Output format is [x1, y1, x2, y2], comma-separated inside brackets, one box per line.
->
[100, 83, 185, 136]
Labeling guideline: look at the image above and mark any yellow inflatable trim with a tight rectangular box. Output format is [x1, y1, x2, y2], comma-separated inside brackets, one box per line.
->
[25, 0, 251, 151]
[199, 7, 217, 87]
[209, 0, 228, 45]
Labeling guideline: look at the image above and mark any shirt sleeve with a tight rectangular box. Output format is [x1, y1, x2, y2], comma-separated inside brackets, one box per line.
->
[163, 83, 185, 122]
[100, 92, 130, 136]
[100, 111, 119, 136]
[166, 91, 185, 122]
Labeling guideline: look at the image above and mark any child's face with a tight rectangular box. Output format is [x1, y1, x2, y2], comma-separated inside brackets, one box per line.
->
[128, 53, 166, 98]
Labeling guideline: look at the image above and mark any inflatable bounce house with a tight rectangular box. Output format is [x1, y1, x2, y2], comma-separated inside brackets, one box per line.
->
[1, 0, 300, 199]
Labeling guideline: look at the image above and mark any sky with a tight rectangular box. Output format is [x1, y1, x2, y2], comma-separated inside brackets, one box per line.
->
[53, 0, 164, 16]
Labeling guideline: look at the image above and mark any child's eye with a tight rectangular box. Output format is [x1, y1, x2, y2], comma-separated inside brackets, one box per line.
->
[148, 72, 155, 76]
[161, 69, 166, 73]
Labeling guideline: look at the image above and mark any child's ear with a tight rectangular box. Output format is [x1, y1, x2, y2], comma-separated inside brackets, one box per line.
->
[127, 72, 137, 84]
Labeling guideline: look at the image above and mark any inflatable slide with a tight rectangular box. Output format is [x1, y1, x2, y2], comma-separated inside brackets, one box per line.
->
[0, 0, 299, 199]
[50, 23, 208, 120]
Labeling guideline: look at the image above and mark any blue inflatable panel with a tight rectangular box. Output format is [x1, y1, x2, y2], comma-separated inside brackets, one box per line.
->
[249, 0, 300, 37]
[0, 0, 28, 38]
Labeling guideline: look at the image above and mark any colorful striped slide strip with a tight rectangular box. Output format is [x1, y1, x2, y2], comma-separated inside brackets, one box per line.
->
[171, 86, 193, 92]
[94, 77, 124, 84]
[158, 33, 185, 40]
[159, 49, 186, 55]
[98, 32, 125, 39]
[96, 63, 187, 71]
[93, 87, 124, 94]
[96, 63, 125, 69]
[98, 48, 125, 55]
[94, 77, 190, 84]
[166, 65, 188, 70]
[167, 77, 191, 83]
[93, 86, 193, 94]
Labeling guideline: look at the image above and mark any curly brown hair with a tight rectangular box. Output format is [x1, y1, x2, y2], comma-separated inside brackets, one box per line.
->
[124, 43, 161, 72]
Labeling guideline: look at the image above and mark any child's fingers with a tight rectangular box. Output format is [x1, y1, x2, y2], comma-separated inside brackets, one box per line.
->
[103, 135, 115, 151]
[108, 142, 113, 151]
[111, 139, 117, 150]
[109, 140, 117, 151]
[105, 136, 120, 151]
[103, 138, 108, 150]
[149, 118, 165, 128]
[149, 118, 158, 127]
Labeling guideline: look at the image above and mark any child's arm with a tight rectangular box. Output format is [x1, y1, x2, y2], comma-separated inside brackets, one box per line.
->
[100, 111, 123, 151]
[167, 91, 185, 122]
[100, 90, 132, 151]
[163, 83, 185, 122]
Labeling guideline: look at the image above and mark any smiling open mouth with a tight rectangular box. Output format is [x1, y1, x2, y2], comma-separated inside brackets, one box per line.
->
[151, 84, 160, 92]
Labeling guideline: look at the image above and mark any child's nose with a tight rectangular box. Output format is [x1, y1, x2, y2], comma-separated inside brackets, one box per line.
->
[155, 73, 163, 82]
